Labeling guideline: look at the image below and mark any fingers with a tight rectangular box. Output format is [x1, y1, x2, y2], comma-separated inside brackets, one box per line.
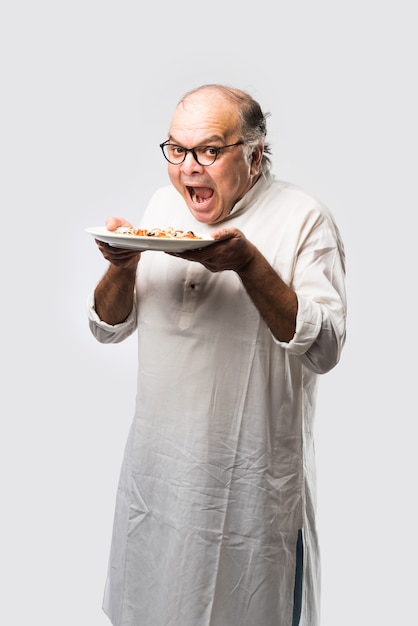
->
[105, 216, 134, 231]
[212, 227, 241, 241]
[95, 240, 141, 268]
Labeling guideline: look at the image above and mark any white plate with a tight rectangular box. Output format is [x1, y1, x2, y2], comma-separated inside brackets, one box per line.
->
[85, 226, 215, 251]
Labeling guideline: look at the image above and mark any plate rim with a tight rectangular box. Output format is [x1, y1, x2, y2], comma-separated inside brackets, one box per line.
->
[85, 226, 215, 251]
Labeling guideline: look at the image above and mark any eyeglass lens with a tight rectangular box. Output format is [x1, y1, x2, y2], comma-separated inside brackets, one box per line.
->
[162, 144, 219, 166]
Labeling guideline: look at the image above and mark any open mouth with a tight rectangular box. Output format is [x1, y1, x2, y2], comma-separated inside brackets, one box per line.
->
[188, 186, 214, 204]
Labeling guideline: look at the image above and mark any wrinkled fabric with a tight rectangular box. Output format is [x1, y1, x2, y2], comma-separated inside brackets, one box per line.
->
[88, 173, 347, 626]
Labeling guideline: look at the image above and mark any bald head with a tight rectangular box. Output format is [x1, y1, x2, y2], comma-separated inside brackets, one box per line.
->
[170, 87, 241, 147]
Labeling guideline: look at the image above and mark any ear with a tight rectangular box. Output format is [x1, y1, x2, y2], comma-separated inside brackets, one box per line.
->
[250, 146, 263, 175]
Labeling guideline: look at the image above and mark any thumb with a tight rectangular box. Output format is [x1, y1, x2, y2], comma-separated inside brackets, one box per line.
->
[105, 216, 134, 231]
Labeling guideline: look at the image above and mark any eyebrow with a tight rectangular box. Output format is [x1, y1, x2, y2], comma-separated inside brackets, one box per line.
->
[168, 135, 227, 146]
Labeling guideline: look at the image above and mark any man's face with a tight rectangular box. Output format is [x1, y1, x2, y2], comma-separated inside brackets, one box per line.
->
[165, 91, 262, 225]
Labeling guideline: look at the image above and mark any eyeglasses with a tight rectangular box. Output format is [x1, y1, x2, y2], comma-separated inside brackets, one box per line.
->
[159, 140, 244, 166]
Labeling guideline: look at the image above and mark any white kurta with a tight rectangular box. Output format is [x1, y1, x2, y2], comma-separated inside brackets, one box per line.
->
[88, 173, 347, 626]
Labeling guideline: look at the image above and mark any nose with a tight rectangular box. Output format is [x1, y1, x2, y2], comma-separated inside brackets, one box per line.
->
[180, 150, 204, 174]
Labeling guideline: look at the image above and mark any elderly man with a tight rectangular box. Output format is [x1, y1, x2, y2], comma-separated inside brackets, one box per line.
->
[88, 84, 347, 626]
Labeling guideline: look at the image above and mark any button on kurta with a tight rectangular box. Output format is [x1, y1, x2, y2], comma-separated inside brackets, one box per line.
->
[179, 271, 201, 330]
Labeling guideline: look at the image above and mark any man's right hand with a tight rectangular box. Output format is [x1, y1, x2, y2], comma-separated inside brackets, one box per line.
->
[95, 216, 142, 270]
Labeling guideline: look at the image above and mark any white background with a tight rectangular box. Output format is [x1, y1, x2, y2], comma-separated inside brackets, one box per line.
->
[1, 1, 416, 624]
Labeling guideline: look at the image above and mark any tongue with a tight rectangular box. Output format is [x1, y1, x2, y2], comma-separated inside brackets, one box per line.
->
[193, 187, 213, 200]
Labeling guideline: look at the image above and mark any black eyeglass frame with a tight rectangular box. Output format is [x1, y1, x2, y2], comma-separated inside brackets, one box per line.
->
[159, 140, 244, 166]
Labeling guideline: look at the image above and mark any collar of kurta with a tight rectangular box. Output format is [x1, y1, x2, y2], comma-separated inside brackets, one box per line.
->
[226, 171, 273, 220]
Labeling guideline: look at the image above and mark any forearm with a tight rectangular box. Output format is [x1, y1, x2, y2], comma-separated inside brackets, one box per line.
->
[94, 263, 137, 325]
[236, 250, 298, 343]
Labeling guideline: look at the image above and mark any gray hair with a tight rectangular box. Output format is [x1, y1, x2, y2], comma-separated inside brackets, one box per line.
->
[179, 84, 272, 175]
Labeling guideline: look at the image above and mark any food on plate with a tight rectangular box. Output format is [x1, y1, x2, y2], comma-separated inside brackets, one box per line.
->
[115, 226, 202, 239]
